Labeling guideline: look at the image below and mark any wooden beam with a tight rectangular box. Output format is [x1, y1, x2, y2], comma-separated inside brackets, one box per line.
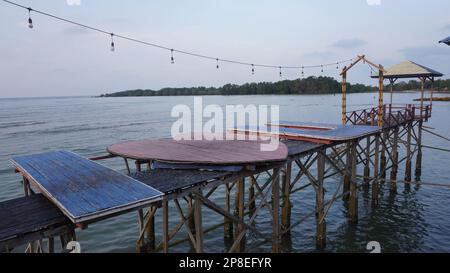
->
[342, 71, 347, 125]
[272, 168, 281, 253]
[316, 151, 326, 249]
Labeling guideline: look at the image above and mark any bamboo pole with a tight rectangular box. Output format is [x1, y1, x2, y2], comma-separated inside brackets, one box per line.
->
[224, 184, 233, 239]
[364, 136, 371, 183]
[272, 168, 281, 253]
[281, 163, 292, 236]
[342, 71, 347, 125]
[316, 151, 326, 249]
[162, 198, 169, 253]
[372, 135, 380, 204]
[248, 177, 256, 218]
[194, 191, 203, 253]
[343, 143, 351, 200]
[405, 121, 412, 182]
[235, 179, 245, 252]
[380, 130, 387, 182]
[348, 141, 358, 223]
[390, 127, 399, 192]
[378, 66, 384, 128]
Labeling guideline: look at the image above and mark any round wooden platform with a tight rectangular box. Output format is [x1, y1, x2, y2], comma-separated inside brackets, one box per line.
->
[107, 139, 288, 165]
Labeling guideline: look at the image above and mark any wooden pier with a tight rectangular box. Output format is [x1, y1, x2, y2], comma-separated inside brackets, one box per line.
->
[0, 104, 431, 253]
[1, 56, 442, 253]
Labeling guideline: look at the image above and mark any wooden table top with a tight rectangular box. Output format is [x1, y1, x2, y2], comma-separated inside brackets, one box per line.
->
[107, 139, 288, 165]
[11, 151, 163, 224]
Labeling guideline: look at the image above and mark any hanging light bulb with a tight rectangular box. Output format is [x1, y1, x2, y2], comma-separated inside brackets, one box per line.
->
[279, 66, 282, 77]
[251, 64, 255, 75]
[110, 33, 115, 52]
[216, 58, 219, 69]
[336, 62, 339, 70]
[170, 49, 174, 64]
[321, 65, 324, 73]
[27, 8, 33, 29]
[301, 66, 304, 78]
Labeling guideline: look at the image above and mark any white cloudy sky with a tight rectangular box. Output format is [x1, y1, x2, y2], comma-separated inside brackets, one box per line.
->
[0, 0, 449, 97]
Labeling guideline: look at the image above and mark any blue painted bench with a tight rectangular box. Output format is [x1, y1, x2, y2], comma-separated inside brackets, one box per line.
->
[11, 151, 163, 224]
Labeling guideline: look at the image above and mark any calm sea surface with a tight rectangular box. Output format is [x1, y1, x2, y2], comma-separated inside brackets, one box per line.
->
[1, 92, 450, 253]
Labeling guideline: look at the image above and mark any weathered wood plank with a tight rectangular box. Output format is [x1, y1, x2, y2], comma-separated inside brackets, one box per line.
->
[11, 151, 163, 223]
[0, 194, 70, 242]
[107, 139, 288, 165]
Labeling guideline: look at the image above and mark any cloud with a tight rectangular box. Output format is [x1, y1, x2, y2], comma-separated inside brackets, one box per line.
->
[399, 45, 449, 58]
[366, 0, 382, 5]
[443, 24, 450, 30]
[63, 26, 91, 35]
[302, 51, 335, 59]
[330, 39, 367, 49]
[66, 0, 81, 6]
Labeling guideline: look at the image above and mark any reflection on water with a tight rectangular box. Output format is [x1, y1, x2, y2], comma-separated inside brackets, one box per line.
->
[0, 92, 449, 252]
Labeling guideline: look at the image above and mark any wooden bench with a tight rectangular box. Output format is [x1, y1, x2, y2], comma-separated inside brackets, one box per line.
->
[0, 194, 74, 253]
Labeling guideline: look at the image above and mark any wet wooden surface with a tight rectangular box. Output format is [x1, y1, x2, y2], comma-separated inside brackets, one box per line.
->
[108, 139, 288, 165]
[11, 151, 163, 223]
[0, 194, 69, 242]
[234, 121, 381, 143]
[132, 169, 230, 194]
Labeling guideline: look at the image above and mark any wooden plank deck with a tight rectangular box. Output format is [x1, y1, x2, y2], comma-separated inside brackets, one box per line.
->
[11, 151, 163, 224]
[131, 169, 230, 194]
[0, 194, 70, 243]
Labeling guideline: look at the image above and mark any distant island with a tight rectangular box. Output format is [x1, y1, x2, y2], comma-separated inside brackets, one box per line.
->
[100, 76, 450, 97]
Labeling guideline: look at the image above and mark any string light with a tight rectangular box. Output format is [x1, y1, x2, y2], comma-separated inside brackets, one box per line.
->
[321, 65, 324, 73]
[3, 0, 354, 76]
[301, 66, 304, 78]
[279, 66, 282, 77]
[110, 33, 115, 52]
[170, 49, 174, 64]
[336, 62, 339, 70]
[27, 7, 33, 29]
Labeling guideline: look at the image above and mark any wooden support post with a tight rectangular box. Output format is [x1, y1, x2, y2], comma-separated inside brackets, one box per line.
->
[377, 66, 384, 128]
[272, 168, 281, 253]
[135, 161, 141, 172]
[248, 177, 256, 219]
[194, 191, 203, 253]
[343, 143, 351, 200]
[48, 237, 54, 253]
[123, 158, 131, 175]
[372, 135, 380, 204]
[188, 196, 196, 247]
[405, 121, 412, 182]
[22, 176, 30, 197]
[342, 71, 347, 125]
[316, 151, 326, 249]
[235, 179, 245, 252]
[348, 141, 358, 223]
[415, 120, 423, 180]
[146, 207, 156, 251]
[136, 208, 144, 252]
[390, 128, 399, 191]
[380, 130, 387, 182]
[224, 184, 233, 239]
[420, 77, 425, 116]
[281, 162, 292, 236]
[364, 136, 371, 183]
[162, 198, 169, 253]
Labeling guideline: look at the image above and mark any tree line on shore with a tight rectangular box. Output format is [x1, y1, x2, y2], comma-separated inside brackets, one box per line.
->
[99, 76, 450, 97]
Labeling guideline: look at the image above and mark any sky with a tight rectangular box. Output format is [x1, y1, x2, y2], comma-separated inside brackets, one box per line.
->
[0, 0, 449, 98]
